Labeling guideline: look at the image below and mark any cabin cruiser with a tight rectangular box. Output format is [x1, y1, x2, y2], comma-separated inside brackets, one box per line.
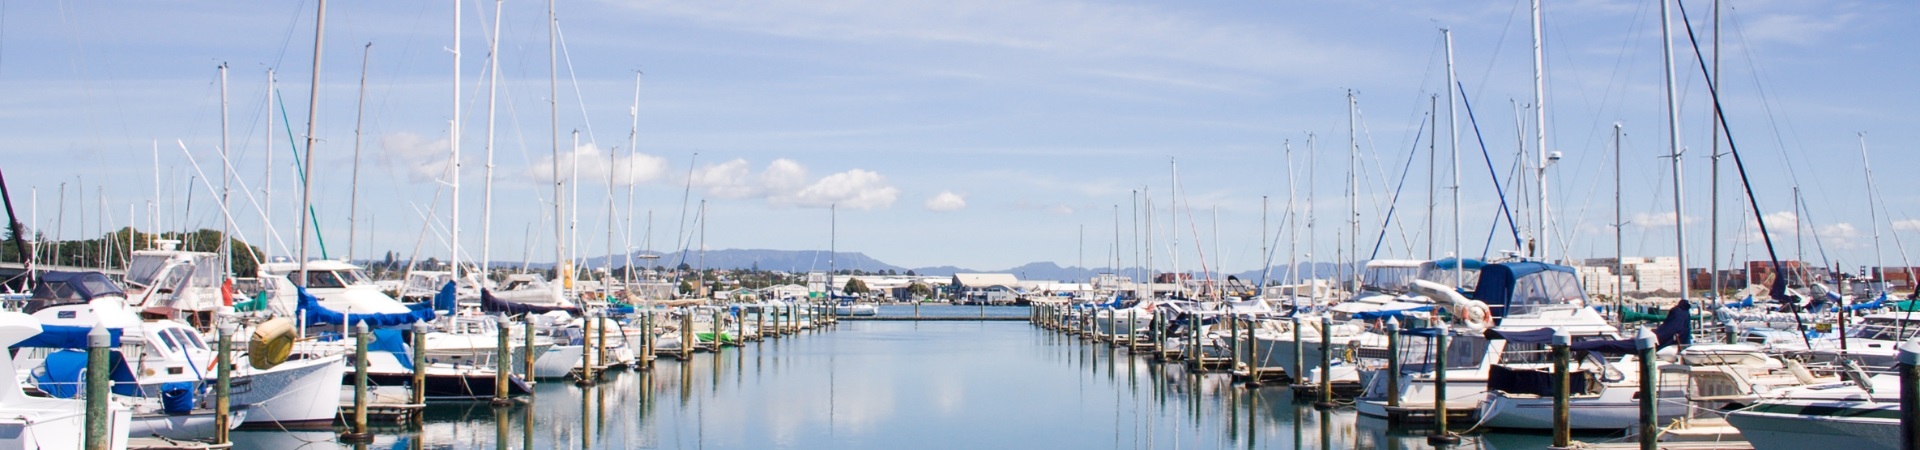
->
[834, 298, 878, 317]
[1724, 367, 1905, 450]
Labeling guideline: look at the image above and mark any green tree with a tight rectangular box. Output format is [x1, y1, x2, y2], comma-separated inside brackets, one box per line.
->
[844, 278, 869, 294]
[906, 282, 933, 299]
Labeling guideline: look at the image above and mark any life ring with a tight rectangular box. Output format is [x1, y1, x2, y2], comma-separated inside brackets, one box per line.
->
[1461, 300, 1493, 331]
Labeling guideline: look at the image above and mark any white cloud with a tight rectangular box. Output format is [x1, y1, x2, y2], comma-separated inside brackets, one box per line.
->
[924, 191, 966, 212]
[1894, 219, 1920, 233]
[686, 158, 899, 210]
[1818, 223, 1861, 250]
[1630, 211, 1696, 228]
[777, 169, 899, 210]
[1047, 204, 1075, 215]
[378, 132, 452, 183]
[527, 142, 669, 185]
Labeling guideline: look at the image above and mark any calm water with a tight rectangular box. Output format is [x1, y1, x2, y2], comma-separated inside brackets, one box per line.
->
[232, 320, 1563, 449]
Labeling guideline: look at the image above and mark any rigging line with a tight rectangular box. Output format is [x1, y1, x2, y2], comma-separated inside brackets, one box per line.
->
[553, 19, 600, 146]
[1368, 113, 1428, 261]
[1725, 5, 1817, 202]
[1676, 0, 1808, 347]
[1355, 103, 1418, 258]
[1455, 81, 1523, 256]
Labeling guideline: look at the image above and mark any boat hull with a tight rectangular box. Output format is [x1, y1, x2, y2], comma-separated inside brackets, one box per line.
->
[1725, 400, 1900, 450]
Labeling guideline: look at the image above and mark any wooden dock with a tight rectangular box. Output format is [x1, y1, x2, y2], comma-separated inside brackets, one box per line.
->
[336, 403, 426, 425]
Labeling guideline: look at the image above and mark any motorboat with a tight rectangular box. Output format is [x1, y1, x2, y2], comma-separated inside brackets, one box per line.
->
[0, 310, 131, 450]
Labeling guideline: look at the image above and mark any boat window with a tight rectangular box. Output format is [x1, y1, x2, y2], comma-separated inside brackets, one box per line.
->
[125, 257, 170, 287]
[1847, 318, 1920, 341]
[304, 271, 347, 289]
[346, 270, 374, 286]
[1418, 266, 1481, 291]
[173, 329, 208, 350]
[155, 332, 183, 355]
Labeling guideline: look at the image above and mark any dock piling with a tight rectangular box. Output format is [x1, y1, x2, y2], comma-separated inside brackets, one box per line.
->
[414, 321, 429, 409]
[1636, 327, 1658, 450]
[215, 321, 233, 444]
[1899, 340, 1919, 450]
[347, 321, 374, 442]
[84, 325, 109, 450]
[1552, 328, 1571, 448]
[1314, 315, 1332, 409]
[1427, 327, 1458, 445]
[494, 315, 515, 403]
[1385, 318, 1400, 408]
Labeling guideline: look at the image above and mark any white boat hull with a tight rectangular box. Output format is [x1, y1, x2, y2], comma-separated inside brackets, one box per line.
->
[235, 354, 347, 428]
[1725, 400, 1900, 450]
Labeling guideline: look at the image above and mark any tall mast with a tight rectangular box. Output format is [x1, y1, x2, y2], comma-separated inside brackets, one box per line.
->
[296, 0, 326, 286]
[263, 69, 275, 260]
[1347, 91, 1359, 296]
[1306, 134, 1317, 302]
[449, 0, 463, 286]
[625, 72, 642, 285]
[1445, 29, 1462, 285]
[1169, 159, 1179, 296]
[1659, 0, 1691, 308]
[1425, 94, 1435, 261]
[1614, 123, 1625, 324]
[1861, 134, 1885, 293]
[1286, 139, 1298, 287]
[548, 0, 564, 286]
[482, 0, 503, 277]
[1709, 0, 1723, 302]
[1531, 0, 1552, 262]
[218, 63, 231, 276]
[349, 44, 370, 263]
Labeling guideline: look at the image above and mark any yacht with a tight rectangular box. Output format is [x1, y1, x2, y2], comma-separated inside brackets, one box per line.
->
[0, 310, 131, 450]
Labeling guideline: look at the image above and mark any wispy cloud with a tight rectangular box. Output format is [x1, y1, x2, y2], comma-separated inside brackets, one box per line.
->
[1895, 219, 1920, 233]
[1630, 211, 1696, 228]
[378, 132, 452, 183]
[526, 142, 669, 185]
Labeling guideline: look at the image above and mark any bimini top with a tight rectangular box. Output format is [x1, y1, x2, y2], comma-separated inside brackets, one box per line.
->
[1428, 258, 1487, 271]
[1469, 261, 1585, 321]
[28, 271, 126, 312]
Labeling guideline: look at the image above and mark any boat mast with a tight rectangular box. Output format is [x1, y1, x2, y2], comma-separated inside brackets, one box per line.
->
[219, 63, 232, 277]
[1709, 0, 1723, 303]
[1615, 123, 1625, 324]
[1659, 0, 1692, 313]
[1286, 139, 1298, 288]
[296, 0, 326, 287]
[1531, 0, 1552, 263]
[1444, 29, 1462, 285]
[349, 44, 370, 264]
[625, 72, 642, 287]
[263, 70, 274, 260]
[450, 0, 463, 289]
[482, 0, 503, 279]
[548, 0, 563, 288]
[1307, 133, 1317, 306]
[1861, 134, 1885, 294]
[1347, 91, 1359, 297]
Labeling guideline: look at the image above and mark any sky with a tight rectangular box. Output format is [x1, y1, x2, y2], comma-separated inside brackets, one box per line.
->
[1, 0, 1915, 276]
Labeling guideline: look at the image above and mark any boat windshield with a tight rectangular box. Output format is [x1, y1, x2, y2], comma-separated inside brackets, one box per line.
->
[1362, 266, 1422, 293]
[1418, 266, 1481, 291]
[303, 271, 347, 289]
[1504, 271, 1586, 317]
[1847, 317, 1920, 341]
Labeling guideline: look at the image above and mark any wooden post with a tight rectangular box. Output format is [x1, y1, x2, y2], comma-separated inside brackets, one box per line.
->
[1229, 312, 1241, 372]
[681, 309, 694, 360]
[578, 311, 595, 385]
[496, 315, 518, 401]
[1290, 316, 1304, 385]
[1899, 340, 1919, 450]
[348, 321, 373, 441]
[1127, 309, 1138, 350]
[1636, 327, 1658, 450]
[1385, 317, 1400, 408]
[413, 321, 429, 405]
[521, 319, 535, 382]
[1246, 316, 1263, 388]
[84, 325, 110, 450]
[1314, 315, 1333, 409]
[215, 321, 233, 444]
[756, 307, 766, 341]
[1552, 328, 1572, 448]
[600, 314, 611, 368]
[1427, 328, 1458, 445]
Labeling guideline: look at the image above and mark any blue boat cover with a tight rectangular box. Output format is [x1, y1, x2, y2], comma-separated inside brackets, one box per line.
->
[369, 329, 414, 371]
[14, 325, 123, 348]
[1431, 258, 1486, 271]
[297, 286, 437, 328]
[34, 349, 139, 398]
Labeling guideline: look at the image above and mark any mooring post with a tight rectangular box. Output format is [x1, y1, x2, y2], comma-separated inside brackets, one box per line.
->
[413, 321, 430, 407]
[521, 319, 535, 382]
[579, 310, 596, 385]
[215, 320, 233, 444]
[1229, 313, 1241, 373]
[601, 314, 612, 368]
[1552, 327, 1572, 449]
[1385, 317, 1400, 408]
[681, 309, 694, 360]
[1427, 327, 1458, 445]
[1290, 315, 1304, 386]
[1127, 309, 1138, 351]
[496, 314, 519, 400]
[84, 325, 110, 450]
[1636, 327, 1658, 450]
[1314, 315, 1333, 409]
[1246, 316, 1263, 388]
[1899, 339, 1919, 450]
[348, 321, 373, 442]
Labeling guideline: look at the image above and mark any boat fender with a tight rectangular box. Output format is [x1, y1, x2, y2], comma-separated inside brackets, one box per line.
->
[248, 317, 297, 370]
[1461, 301, 1493, 331]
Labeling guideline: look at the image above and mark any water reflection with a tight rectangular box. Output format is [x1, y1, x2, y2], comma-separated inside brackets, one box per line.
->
[230, 321, 1555, 449]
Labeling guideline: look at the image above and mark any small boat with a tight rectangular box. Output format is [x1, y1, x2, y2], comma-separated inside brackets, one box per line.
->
[834, 299, 878, 317]
[1725, 370, 1903, 450]
[0, 311, 132, 450]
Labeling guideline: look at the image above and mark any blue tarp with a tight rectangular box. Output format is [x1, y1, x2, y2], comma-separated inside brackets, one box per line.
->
[1431, 258, 1487, 271]
[1847, 293, 1890, 312]
[14, 325, 123, 348]
[296, 285, 437, 328]
[368, 329, 413, 371]
[33, 349, 139, 398]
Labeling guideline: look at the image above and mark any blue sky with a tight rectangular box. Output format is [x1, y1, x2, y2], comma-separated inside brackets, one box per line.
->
[2, 0, 1915, 275]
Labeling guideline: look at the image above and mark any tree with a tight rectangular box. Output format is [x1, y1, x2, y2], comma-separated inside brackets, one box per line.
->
[678, 280, 696, 296]
[906, 282, 934, 299]
[844, 278, 869, 294]
[906, 269, 917, 277]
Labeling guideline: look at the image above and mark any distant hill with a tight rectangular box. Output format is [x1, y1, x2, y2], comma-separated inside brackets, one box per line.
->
[556, 247, 1357, 283]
